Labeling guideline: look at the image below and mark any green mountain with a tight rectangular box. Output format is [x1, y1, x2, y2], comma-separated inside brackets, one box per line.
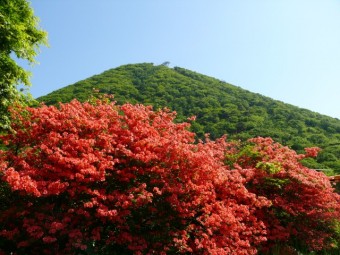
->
[38, 63, 340, 174]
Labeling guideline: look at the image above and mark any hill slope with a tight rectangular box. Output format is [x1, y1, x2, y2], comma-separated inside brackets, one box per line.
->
[38, 63, 340, 173]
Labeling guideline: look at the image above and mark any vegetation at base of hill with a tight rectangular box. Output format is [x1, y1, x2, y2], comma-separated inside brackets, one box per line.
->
[38, 63, 340, 174]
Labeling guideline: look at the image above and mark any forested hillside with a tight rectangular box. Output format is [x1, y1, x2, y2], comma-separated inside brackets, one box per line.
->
[38, 63, 340, 174]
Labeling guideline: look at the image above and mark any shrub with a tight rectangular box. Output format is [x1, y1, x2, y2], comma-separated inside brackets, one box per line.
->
[227, 138, 340, 253]
[0, 100, 269, 254]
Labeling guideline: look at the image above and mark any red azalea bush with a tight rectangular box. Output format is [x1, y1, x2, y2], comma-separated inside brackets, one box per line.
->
[226, 137, 340, 253]
[1, 99, 339, 254]
[0, 100, 270, 255]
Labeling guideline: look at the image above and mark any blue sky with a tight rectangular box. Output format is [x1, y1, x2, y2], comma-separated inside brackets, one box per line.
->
[26, 0, 340, 119]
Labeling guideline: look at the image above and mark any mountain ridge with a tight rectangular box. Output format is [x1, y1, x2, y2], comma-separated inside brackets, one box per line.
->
[37, 63, 340, 173]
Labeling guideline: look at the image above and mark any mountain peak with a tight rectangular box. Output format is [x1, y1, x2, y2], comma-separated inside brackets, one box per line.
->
[38, 63, 340, 173]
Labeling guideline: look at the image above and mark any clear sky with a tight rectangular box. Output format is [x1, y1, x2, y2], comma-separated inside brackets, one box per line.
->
[26, 0, 340, 119]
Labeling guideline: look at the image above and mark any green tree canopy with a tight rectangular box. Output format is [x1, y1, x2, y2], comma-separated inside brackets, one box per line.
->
[0, 0, 47, 129]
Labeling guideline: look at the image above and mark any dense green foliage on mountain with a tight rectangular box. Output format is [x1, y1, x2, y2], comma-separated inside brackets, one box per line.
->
[38, 63, 340, 174]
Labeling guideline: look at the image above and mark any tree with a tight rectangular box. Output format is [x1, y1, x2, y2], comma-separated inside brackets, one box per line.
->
[0, 0, 47, 129]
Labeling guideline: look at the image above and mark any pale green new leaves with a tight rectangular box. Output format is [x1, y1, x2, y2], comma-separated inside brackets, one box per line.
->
[0, 0, 47, 129]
